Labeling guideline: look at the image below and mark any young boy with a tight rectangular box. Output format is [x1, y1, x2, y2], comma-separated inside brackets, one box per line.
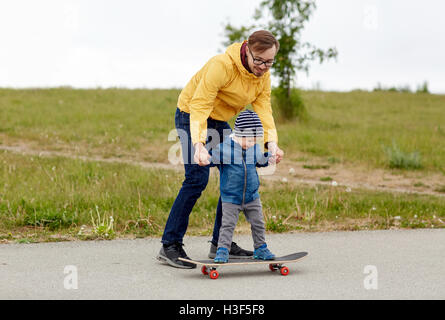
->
[209, 110, 275, 263]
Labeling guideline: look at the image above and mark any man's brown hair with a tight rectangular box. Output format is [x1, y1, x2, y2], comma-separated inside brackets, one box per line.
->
[248, 30, 280, 53]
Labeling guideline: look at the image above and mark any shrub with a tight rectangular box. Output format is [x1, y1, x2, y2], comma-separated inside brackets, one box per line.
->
[272, 87, 307, 121]
[383, 142, 422, 169]
[24, 208, 77, 230]
[416, 81, 430, 94]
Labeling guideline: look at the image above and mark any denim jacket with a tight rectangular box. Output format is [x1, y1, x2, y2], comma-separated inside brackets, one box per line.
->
[209, 137, 269, 205]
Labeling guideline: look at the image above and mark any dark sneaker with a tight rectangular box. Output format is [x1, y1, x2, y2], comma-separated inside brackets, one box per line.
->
[208, 241, 253, 259]
[157, 243, 196, 269]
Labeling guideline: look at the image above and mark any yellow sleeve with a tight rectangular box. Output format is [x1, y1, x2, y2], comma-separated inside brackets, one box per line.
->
[252, 73, 278, 144]
[189, 58, 230, 146]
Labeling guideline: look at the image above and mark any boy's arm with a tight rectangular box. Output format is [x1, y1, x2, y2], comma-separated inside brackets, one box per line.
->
[251, 73, 278, 146]
[255, 145, 270, 168]
[208, 143, 223, 167]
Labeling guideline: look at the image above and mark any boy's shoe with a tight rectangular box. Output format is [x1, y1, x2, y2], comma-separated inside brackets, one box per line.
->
[253, 244, 275, 260]
[157, 242, 196, 269]
[214, 247, 229, 263]
[208, 241, 253, 259]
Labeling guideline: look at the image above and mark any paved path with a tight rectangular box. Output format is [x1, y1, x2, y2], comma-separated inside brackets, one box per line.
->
[1, 229, 444, 299]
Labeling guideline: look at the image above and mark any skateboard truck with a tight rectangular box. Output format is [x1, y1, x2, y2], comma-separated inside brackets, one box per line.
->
[201, 266, 220, 280]
[200, 263, 290, 279]
[268, 263, 290, 276]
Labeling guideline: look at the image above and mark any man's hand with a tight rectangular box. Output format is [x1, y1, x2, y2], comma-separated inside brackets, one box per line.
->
[193, 142, 211, 166]
[267, 141, 284, 164]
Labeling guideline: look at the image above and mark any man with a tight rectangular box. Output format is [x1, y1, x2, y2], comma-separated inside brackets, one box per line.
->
[157, 30, 284, 268]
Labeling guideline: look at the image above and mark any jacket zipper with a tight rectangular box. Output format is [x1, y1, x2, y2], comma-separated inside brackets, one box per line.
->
[242, 149, 247, 205]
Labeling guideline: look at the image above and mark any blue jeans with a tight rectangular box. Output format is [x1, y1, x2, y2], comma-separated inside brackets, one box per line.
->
[161, 108, 232, 245]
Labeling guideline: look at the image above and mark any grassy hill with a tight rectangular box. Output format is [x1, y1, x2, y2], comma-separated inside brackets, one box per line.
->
[1, 88, 444, 242]
[1, 88, 444, 170]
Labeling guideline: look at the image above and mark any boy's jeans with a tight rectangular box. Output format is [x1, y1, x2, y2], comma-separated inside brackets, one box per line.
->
[161, 108, 232, 245]
[218, 198, 266, 250]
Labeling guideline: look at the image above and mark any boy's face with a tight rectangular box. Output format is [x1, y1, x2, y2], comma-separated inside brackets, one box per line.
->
[237, 136, 257, 149]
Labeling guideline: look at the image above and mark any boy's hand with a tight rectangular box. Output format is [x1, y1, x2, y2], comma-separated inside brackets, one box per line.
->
[194, 142, 211, 166]
[267, 141, 284, 164]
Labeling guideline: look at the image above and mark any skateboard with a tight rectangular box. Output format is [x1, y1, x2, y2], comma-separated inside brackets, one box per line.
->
[179, 252, 308, 279]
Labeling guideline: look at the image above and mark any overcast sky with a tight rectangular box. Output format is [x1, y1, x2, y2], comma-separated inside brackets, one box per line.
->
[1, 0, 444, 93]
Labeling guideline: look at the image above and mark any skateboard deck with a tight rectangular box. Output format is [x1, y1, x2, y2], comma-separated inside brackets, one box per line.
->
[179, 252, 308, 279]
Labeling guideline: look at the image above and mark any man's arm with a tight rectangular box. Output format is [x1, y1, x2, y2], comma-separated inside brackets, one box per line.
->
[251, 73, 284, 164]
[194, 142, 211, 166]
[265, 141, 284, 164]
[189, 58, 230, 147]
[251, 73, 278, 145]
[189, 58, 230, 166]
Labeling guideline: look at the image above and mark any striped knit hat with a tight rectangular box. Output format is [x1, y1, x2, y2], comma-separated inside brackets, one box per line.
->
[234, 110, 264, 138]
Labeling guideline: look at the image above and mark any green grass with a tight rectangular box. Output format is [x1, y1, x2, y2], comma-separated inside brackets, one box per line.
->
[1, 88, 445, 242]
[0, 150, 221, 240]
[278, 90, 445, 171]
[261, 181, 445, 230]
[0, 88, 180, 162]
[1, 88, 445, 172]
[1, 151, 444, 242]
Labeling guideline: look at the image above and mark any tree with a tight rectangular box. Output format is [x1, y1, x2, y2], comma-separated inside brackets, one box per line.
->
[223, 0, 338, 119]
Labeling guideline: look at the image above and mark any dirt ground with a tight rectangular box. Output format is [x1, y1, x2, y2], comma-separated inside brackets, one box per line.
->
[1, 142, 444, 198]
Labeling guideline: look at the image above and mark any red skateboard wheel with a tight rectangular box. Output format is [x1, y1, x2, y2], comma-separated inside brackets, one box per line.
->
[201, 266, 209, 275]
[280, 266, 289, 276]
[209, 270, 219, 279]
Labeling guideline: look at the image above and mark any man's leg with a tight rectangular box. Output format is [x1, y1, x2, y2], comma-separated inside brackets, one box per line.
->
[161, 108, 210, 245]
[211, 196, 223, 246]
[158, 108, 208, 268]
[161, 163, 209, 245]
[209, 120, 230, 247]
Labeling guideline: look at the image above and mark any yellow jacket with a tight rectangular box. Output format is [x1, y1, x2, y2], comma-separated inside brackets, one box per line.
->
[177, 41, 278, 146]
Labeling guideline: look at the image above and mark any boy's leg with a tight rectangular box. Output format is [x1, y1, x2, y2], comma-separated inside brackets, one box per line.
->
[242, 198, 266, 249]
[208, 120, 252, 257]
[217, 202, 242, 250]
[209, 196, 253, 258]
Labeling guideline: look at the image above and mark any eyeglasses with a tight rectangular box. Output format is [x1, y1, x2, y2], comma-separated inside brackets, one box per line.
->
[248, 47, 274, 67]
